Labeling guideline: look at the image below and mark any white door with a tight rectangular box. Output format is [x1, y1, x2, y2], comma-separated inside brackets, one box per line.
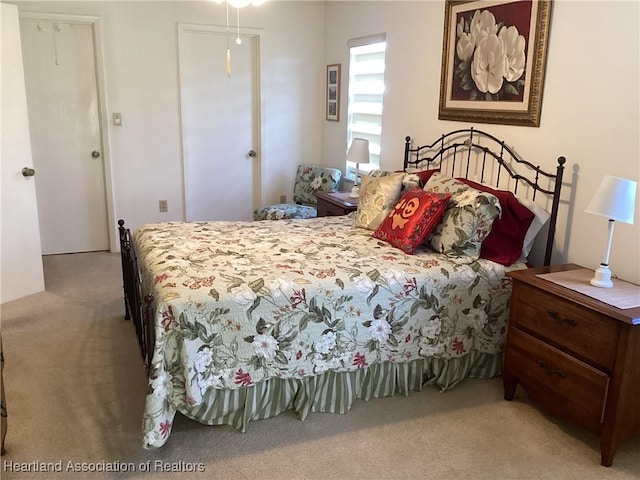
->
[179, 25, 260, 221]
[19, 18, 109, 254]
[1, 3, 45, 303]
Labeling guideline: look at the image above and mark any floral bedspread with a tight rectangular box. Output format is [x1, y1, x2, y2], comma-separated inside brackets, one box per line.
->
[133, 214, 524, 448]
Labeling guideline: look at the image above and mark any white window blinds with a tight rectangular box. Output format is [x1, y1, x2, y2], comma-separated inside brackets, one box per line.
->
[346, 35, 386, 177]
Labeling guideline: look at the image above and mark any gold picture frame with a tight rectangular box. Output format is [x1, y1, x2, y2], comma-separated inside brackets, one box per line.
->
[438, 0, 552, 127]
[326, 64, 341, 121]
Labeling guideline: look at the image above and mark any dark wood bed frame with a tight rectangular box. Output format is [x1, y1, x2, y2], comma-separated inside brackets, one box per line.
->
[119, 128, 566, 367]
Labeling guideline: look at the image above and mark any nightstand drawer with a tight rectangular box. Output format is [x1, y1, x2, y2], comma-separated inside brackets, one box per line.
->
[317, 201, 348, 217]
[511, 283, 618, 370]
[507, 329, 609, 430]
[316, 191, 358, 217]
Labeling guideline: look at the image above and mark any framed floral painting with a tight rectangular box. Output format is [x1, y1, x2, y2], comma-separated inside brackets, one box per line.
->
[438, 0, 552, 127]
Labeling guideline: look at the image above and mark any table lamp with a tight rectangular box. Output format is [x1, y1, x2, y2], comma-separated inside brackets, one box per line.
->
[347, 138, 370, 198]
[584, 175, 637, 287]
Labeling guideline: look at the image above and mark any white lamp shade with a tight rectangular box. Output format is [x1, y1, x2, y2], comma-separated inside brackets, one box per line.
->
[585, 175, 637, 224]
[346, 138, 370, 165]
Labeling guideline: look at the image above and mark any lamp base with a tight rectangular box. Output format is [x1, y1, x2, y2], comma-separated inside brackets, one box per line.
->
[349, 186, 359, 199]
[590, 264, 613, 288]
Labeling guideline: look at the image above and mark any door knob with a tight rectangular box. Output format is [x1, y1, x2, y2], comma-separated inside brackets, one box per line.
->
[248, 149, 257, 158]
[91, 150, 101, 158]
[22, 167, 36, 177]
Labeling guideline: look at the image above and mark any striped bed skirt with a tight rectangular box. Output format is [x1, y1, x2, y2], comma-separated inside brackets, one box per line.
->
[177, 351, 503, 432]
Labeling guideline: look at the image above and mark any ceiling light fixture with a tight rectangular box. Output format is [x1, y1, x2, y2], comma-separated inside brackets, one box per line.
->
[213, 0, 265, 77]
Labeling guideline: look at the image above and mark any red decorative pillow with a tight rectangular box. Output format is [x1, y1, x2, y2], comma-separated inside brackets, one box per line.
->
[373, 188, 451, 254]
[395, 169, 440, 188]
[457, 179, 535, 265]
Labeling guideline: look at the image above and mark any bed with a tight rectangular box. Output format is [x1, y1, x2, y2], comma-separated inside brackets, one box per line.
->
[118, 128, 566, 449]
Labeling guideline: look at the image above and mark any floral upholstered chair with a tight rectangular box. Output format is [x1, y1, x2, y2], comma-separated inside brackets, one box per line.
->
[253, 165, 342, 220]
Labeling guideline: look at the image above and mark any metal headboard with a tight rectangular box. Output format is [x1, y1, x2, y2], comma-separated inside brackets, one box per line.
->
[403, 128, 566, 266]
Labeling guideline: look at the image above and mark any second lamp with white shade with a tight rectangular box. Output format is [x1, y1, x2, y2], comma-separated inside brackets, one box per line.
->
[584, 175, 637, 288]
[347, 138, 370, 198]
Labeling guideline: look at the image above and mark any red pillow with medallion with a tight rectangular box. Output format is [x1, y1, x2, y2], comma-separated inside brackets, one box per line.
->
[373, 188, 451, 254]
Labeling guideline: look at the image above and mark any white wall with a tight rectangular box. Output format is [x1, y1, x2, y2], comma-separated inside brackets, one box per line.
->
[322, 1, 640, 284]
[14, 1, 640, 283]
[15, 0, 326, 232]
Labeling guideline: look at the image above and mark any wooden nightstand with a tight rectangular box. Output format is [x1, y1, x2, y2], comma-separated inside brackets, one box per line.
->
[316, 191, 359, 217]
[503, 264, 640, 466]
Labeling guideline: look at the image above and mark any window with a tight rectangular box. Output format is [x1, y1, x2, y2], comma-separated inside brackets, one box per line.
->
[346, 34, 386, 179]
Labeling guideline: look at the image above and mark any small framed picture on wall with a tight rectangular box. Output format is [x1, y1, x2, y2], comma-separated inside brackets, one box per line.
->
[326, 64, 340, 121]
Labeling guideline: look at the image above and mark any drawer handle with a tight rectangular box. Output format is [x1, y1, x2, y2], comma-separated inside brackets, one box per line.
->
[537, 360, 566, 379]
[546, 310, 577, 327]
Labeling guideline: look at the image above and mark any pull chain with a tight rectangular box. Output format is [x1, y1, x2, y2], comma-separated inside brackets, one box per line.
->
[236, 8, 242, 45]
[225, 2, 231, 77]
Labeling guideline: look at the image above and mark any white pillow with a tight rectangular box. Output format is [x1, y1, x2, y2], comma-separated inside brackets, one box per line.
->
[516, 196, 551, 260]
[354, 173, 404, 231]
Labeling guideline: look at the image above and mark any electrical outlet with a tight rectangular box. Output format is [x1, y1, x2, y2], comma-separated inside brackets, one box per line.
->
[159, 200, 168, 213]
[279, 195, 287, 203]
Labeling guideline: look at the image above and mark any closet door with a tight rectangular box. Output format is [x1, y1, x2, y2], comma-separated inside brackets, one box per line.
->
[178, 24, 261, 221]
[20, 17, 110, 254]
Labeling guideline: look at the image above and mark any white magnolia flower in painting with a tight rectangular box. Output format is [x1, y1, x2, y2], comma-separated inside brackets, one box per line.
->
[456, 31, 475, 62]
[231, 283, 257, 306]
[467, 308, 488, 330]
[151, 371, 173, 398]
[470, 9, 498, 45]
[252, 334, 279, 360]
[369, 318, 391, 343]
[310, 176, 323, 190]
[314, 331, 337, 354]
[453, 8, 528, 100]
[354, 274, 376, 295]
[457, 16, 465, 37]
[420, 317, 442, 339]
[471, 34, 507, 94]
[382, 267, 405, 286]
[499, 25, 526, 82]
[269, 277, 293, 298]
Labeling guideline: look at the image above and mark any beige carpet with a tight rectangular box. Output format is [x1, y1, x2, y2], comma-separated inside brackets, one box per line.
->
[1, 252, 638, 480]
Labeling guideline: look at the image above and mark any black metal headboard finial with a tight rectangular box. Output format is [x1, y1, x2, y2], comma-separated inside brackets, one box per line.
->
[403, 128, 565, 266]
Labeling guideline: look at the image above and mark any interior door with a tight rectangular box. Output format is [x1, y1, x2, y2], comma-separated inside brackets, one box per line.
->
[179, 25, 260, 221]
[1, 3, 45, 303]
[19, 18, 109, 254]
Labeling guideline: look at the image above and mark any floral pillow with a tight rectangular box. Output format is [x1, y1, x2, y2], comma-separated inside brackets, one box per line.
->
[401, 168, 441, 187]
[369, 169, 422, 193]
[373, 188, 451, 254]
[456, 179, 535, 266]
[424, 173, 501, 264]
[354, 173, 404, 230]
